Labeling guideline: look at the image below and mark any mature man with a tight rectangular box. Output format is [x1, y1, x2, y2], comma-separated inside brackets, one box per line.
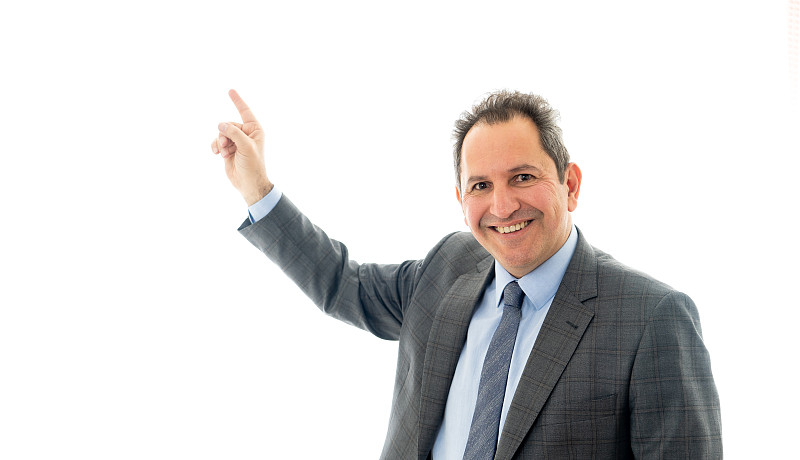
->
[211, 89, 722, 459]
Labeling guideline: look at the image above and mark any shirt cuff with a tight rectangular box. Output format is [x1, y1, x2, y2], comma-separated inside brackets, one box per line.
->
[247, 186, 283, 224]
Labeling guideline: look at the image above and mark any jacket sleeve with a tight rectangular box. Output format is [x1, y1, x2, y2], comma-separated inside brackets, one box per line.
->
[629, 291, 723, 458]
[237, 194, 424, 340]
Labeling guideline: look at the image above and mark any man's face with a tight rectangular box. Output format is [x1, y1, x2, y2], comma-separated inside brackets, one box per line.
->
[456, 116, 581, 278]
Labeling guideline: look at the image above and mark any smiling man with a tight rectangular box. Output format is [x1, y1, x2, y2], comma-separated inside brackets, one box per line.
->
[456, 115, 580, 278]
[212, 90, 722, 459]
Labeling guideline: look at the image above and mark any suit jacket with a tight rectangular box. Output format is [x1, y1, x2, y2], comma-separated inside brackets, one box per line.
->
[239, 195, 722, 459]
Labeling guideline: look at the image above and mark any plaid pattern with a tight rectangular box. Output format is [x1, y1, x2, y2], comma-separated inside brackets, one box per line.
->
[239, 196, 722, 459]
[463, 281, 524, 459]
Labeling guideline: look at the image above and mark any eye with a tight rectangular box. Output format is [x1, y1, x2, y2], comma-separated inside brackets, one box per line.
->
[515, 174, 534, 183]
[472, 182, 489, 191]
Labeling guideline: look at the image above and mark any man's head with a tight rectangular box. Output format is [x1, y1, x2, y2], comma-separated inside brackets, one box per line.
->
[453, 91, 582, 278]
[453, 90, 571, 190]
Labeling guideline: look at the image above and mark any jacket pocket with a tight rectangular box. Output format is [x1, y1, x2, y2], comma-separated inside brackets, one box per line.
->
[536, 393, 617, 427]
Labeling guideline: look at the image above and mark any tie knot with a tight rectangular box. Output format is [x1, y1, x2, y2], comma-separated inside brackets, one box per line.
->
[503, 281, 524, 309]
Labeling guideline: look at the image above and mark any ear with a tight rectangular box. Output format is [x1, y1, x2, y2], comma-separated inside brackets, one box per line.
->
[565, 163, 582, 212]
[455, 186, 468, 226]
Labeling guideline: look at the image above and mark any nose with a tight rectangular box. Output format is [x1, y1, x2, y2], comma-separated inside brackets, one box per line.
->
[489, 185, 520, 219]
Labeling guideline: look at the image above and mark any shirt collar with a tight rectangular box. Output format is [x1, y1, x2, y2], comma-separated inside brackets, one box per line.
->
[493, 225, 579, 311]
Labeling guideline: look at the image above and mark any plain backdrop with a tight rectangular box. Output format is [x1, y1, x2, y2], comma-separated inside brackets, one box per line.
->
[1, 0, 798, 458]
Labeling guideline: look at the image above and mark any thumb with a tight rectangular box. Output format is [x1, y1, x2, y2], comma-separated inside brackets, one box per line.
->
[218, 122, 250, 147]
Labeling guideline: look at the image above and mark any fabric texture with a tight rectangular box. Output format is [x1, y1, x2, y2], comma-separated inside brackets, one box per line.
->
[463, 281, 524, 460]
[433, 236, 575, 458]
[238, 195, 723, 459]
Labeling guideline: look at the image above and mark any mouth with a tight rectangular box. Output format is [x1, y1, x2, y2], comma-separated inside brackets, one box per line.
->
[492, 220, 532, 234]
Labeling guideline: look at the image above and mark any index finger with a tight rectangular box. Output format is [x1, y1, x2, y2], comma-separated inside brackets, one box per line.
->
[228, 89, 258, 123]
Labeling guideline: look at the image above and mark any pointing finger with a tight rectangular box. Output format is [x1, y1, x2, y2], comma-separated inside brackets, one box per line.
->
[228, 89, 258, 124]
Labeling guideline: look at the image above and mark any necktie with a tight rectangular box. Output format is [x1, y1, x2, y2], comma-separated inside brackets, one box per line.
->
[462, 281, 524, 460]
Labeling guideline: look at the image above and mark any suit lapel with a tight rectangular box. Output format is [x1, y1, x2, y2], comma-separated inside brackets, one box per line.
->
[417, 257, 494, 460]
[495, 233, 599, 460]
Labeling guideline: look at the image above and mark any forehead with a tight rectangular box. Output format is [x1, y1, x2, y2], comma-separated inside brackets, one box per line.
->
[461, 116, 553, 174]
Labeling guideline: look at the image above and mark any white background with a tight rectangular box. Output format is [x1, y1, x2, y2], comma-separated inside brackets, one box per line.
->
[1, 0, 798, 458]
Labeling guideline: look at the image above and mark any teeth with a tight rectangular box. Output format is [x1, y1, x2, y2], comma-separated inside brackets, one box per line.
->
[495, 220, 529, 234]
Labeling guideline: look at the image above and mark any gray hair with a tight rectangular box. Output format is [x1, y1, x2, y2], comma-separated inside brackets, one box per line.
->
[452, 90, 570, 189]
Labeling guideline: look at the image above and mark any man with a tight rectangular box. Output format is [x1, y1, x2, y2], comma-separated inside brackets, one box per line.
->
[211, 89, 722, 459]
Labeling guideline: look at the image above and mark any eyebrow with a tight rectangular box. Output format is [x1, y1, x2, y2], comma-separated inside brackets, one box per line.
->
[465, 164, 545, 185]
[510, 164, 544, 174]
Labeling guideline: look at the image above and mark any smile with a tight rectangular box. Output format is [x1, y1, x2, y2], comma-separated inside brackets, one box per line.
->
[493, 220, 531, 234]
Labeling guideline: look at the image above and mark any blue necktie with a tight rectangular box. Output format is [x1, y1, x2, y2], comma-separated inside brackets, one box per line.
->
[462, 281, 524, 460]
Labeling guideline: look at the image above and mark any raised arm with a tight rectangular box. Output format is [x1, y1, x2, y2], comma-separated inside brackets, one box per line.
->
[211, 89, 273, 206]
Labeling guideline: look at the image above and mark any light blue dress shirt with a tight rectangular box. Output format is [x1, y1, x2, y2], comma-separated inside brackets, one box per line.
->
[431, 225, 577, 459]
[247, 188, 578, 459]
[247, 187, 283, 223]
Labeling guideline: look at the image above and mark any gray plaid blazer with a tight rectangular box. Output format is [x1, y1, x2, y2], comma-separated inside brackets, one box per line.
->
[239, 195, 722, 459]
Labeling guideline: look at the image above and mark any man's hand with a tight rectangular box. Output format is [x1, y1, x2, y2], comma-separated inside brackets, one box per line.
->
[211, 89, 273, 206]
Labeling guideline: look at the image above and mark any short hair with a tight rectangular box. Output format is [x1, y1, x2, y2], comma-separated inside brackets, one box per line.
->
[452, 90, 570, 189]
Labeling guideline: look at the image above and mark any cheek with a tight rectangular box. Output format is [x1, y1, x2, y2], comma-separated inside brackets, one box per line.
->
[533, 186, 566, 214]
[461, 200, 483, 229]
[459, 201, 470, 227]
